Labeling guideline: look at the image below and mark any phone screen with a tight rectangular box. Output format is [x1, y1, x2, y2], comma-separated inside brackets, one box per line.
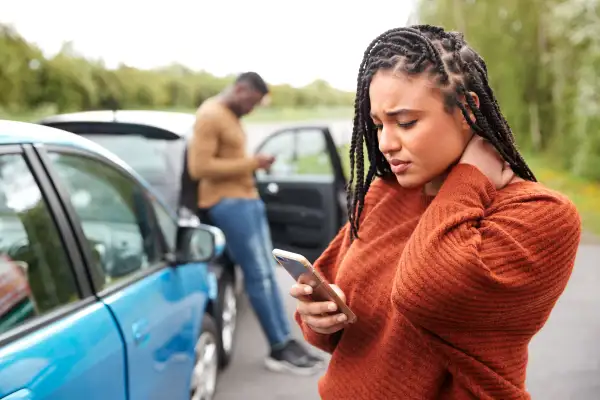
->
[273, 254, 311, 281]
[274, 253, 330, 301]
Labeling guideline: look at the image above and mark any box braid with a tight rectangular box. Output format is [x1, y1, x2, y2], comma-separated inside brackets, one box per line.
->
[347, 24, 536, 241]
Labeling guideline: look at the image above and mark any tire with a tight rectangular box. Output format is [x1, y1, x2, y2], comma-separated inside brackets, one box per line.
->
[190, 315, 220, 400]
[215, 268, 238, 369]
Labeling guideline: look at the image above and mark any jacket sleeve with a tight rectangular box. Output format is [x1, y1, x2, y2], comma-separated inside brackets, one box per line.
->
[187, 111, 258, 180]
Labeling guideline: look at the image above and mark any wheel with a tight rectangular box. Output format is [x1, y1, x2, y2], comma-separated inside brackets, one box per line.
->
[190, 315, 219, 400]
[215, 268, 237, 368]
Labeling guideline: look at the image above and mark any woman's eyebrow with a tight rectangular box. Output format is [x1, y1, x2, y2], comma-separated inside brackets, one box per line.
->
[370, 108, 420, 118]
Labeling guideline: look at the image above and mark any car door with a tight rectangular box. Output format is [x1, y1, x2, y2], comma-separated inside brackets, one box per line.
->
[0, 145, 126, 400]
[37, 145, 213, 400]
[254, 126, 347, 263]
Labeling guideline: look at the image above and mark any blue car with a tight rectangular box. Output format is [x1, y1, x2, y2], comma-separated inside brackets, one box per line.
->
[0, 120, 225, 400]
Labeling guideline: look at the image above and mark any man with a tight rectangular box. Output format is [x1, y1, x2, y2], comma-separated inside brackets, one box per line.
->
[187, 72, 323, 374]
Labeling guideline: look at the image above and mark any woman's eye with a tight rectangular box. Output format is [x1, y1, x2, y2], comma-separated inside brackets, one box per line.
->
[398, 120, 417, 128]
[373, 121, 416, 130]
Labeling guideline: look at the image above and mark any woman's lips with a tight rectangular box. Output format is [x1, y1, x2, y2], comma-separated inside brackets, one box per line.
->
[389, 158, 411, 174]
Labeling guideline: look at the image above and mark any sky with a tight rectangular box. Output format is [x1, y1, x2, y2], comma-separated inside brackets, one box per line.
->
[0, 0, 417, 91]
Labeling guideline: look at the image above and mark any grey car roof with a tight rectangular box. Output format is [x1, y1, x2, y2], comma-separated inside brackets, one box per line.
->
[38, 110, 196, 138]
[38, 109, 353, 149]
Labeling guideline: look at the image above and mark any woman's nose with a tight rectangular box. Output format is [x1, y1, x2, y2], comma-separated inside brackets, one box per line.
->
[378, 126, 402, 154]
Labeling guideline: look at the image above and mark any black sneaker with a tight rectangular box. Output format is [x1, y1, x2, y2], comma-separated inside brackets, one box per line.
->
[286, 339, 325, 366]
[264, 341, 323, 376]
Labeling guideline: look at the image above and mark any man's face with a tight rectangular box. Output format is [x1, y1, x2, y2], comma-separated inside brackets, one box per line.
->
[232, 82, 265, 116]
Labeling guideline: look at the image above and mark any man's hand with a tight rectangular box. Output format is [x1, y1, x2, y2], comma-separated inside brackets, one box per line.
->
[255, 154, 276, 170]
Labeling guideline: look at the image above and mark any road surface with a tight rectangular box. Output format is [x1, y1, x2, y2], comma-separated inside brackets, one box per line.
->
[214, 268, 327, 400]
[526, 243, 600, 399]
[214, 120, 600, 399]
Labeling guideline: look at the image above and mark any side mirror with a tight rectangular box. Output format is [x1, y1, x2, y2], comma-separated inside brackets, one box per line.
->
[174, 222, 225, 264]
[202, 224, 226, 258]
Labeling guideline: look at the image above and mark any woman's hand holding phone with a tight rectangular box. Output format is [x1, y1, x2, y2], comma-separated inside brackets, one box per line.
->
[291, 283, 348, 335]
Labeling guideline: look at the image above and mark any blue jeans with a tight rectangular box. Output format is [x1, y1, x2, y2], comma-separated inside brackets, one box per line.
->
[208, 198, 291, 349]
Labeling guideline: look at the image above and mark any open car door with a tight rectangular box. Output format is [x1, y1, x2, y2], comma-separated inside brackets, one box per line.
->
[255, 126, 347, 263]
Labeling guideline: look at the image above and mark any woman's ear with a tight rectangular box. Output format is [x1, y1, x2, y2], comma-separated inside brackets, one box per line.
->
[468, 91, 480, 109]
[459, 91, 480, 130]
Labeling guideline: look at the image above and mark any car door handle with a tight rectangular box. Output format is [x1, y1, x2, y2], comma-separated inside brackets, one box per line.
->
[1, 389, 32, 400]
[132, 319, 150, 346]
[266, 182, 279, 195]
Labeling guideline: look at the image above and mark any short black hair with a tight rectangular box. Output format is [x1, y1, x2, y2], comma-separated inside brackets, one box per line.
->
[235, 71, 269, 95]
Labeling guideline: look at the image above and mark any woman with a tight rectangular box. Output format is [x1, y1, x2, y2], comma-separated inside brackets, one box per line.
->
[290, 25, 581, 399]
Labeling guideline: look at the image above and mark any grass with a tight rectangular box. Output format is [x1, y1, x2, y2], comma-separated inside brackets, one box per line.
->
[525, 153, 600, 237]
[0, 105, 59, 123]
[0, 105, 354, 124]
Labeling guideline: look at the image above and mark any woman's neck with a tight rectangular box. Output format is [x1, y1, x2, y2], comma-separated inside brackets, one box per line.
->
[424, 173, 447, 196]
[424, 167, 527, 197]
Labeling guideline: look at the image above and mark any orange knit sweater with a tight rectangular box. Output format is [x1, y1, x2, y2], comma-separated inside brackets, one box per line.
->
[295, 164, 581, 400]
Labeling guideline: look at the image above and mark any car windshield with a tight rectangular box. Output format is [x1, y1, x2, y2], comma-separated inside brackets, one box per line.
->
[79, 134, 182, 177]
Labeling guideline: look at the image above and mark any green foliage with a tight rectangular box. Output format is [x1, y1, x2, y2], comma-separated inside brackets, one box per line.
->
[417, 0, 600, 181]
[524, 152, 600, 237]
[0, 23, 355, 119]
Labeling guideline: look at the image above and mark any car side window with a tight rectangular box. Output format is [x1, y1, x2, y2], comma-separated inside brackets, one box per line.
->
[47, 152, 165, 289]
[256, 129, 334, 178]
[149, 197, 177, 252]
[0, 153, 78, 335]
[255, 131, 295, 177]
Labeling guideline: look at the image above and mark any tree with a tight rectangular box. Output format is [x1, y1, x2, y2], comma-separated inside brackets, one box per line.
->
[0, 23, 356, 118]
[417, 0, 600, 180]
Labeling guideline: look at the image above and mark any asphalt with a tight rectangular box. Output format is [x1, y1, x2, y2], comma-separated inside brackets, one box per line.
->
[526, 244, 600, 399]
[215, 243, 600, 400]
[214, 269, 327, 400]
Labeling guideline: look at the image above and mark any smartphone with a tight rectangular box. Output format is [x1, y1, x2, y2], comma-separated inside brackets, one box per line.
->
[272, 248, 357, 324]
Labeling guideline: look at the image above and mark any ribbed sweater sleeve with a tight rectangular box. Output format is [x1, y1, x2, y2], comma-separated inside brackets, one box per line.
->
[393, 164, 581, 332]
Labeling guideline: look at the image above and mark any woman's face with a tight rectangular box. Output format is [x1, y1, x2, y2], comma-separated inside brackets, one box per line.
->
[369, 69, 475, 191]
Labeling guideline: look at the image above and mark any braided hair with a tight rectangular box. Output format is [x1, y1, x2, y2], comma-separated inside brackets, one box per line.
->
[347, 24, 536, 241]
